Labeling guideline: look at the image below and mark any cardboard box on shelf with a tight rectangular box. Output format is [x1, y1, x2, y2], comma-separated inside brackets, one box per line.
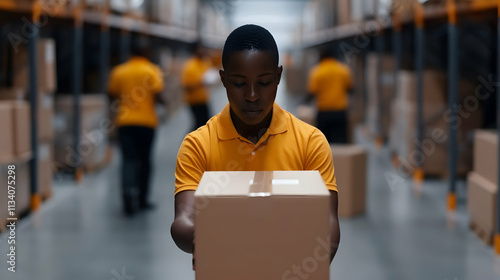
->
[54, 94, 109, 170]
[54, 130, 108, 170]
[195, 171, 330, 280]
[0, 161, 31, 227]
[0, 103, 14, 163]
[473, 130, 498, 185]
[389, 98, 480, 177]
[0, 88, 25, 100]
[366, 53, 394, 138]
[336, 0, 352, 25]
[467, 172, 497, 243]
[38, 95, 54, 141]
[331, 145, 368, 218]
[12, 101, 31, 157]
[296, 105, 317, 126]
[395, 70, 447, 105]
[54, 93, 108, 135]
[12, 39, 57, 94]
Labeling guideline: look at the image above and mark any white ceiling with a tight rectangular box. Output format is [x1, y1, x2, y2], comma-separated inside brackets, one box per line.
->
[215, 0, 309, 50]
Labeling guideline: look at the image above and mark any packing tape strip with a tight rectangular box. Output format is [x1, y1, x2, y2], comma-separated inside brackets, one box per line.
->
[249, 171, 273, 197]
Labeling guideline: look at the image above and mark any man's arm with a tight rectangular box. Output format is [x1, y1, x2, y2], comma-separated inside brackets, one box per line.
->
[329, 190, 340, 263]
[171, 190, 196, 253]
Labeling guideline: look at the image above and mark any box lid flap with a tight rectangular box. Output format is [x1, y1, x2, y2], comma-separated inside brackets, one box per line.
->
[195, 171, 330, 197]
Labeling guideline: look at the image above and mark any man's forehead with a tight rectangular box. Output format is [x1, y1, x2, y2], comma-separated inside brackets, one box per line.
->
[224, 50, 277, 71]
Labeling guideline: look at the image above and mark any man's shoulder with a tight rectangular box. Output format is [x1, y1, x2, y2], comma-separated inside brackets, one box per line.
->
[281, 108, 319, 137]
[183, 112, 222, 142]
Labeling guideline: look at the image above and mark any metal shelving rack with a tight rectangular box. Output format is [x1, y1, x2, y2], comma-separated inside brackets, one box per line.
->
[300, 0, 500, 255]
[0, 0, 211, 208]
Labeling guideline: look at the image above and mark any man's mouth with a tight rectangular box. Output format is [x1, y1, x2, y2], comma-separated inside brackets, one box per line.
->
[243, 109, 262, 113]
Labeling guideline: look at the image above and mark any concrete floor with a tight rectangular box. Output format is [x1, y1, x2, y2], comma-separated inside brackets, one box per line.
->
[1, 85, 500, 280]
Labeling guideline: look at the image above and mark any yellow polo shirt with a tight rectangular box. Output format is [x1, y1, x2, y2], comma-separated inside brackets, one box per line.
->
[175, 103, 337, 195]
[308, 58, 352, 111]
[181, 57, 212, 105]
[108, 56, 164, 128]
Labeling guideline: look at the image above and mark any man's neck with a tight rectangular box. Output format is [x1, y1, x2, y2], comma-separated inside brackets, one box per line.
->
[230, 108, 273, 145]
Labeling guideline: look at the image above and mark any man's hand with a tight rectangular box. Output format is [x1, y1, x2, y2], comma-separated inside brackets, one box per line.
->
[329, 190, 340, 263]
[171, 190, 196, 253]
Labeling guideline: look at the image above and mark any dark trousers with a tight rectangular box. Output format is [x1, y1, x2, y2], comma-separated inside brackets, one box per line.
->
[118, 126, 155, 208]
[189, 104, 209, 131]
[317, 110, 347, 144]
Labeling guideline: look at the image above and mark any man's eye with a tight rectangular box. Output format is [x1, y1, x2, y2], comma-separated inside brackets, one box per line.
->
[259, 82, 271, 86]
[234, 83, 246, 87]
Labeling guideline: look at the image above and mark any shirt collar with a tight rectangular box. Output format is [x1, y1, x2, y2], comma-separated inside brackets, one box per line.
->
[217, 103, 288, 141]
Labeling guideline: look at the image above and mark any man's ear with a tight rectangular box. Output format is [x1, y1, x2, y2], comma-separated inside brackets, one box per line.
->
[219, 69, 226, 88]
[276, 65, 283, 85]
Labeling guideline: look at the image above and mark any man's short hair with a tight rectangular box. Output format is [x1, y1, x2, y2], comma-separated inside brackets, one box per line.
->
[222, 24, 279, 68]
[131, 34, 150, 57]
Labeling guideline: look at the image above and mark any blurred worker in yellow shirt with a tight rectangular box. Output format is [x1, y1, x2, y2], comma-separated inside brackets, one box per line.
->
[307, 49, 352, 144]
[181, 44, 213, 131]
[108, 38, 164, 216]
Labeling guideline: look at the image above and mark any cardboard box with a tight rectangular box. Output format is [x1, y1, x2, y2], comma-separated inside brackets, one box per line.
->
[0, 103, 14, 162]
[467, 172, 498, 238]
[389, 99, 478, 176]
[0, 161, 30, 227]
[331, 145, 368, 218]
[336, 0, 351, 25]
[0, 88, 25, 100]
[474, 130, 498, 185]
[195, 171, 330, 280]
[366, 53, 394, 138]
[296, 105, 317, 126]
[38, 142, 53, 199]
[13, 39, 57, 94]
[55, 94, 108, 135]
[38, 95, 54, 141]
[12, 101, 31, 157]
[0, 160, 31, 217]
[396, 70, 447, 105]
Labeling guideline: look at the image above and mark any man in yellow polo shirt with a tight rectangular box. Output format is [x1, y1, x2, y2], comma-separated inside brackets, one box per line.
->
[181, 44, 213, 131]
[108, 39, 164, 216]
[307, 48, 353, 143]
[171, 25, 340, 264]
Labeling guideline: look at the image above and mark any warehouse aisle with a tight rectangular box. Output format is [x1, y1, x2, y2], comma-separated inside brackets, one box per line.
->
[1, 87, 499, 280]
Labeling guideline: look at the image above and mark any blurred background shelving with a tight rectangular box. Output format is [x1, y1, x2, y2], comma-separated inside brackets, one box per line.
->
[1, 0, 500, 279]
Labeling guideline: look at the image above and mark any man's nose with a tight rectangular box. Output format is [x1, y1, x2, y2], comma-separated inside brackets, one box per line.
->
[245, 85, 259, 102]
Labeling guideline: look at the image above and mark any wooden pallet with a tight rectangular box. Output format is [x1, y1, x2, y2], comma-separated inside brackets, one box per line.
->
[470, 220, 494, 246]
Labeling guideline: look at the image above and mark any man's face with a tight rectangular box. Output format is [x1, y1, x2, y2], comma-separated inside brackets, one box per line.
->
[220, 50, 282, 126]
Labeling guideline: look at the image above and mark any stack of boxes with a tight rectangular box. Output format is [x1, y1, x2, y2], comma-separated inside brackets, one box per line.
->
[467, 130, 498, 244]
[54, 94, 109, 172]
[13, 38, 57, 200]
[0, 100, 31, 222]
[389, 70, 481, 177]
[0, 38, 57, 229]
[150, 0, 199, 30]
[28, 39, 56, 200]
[366, 53, 395, 141]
